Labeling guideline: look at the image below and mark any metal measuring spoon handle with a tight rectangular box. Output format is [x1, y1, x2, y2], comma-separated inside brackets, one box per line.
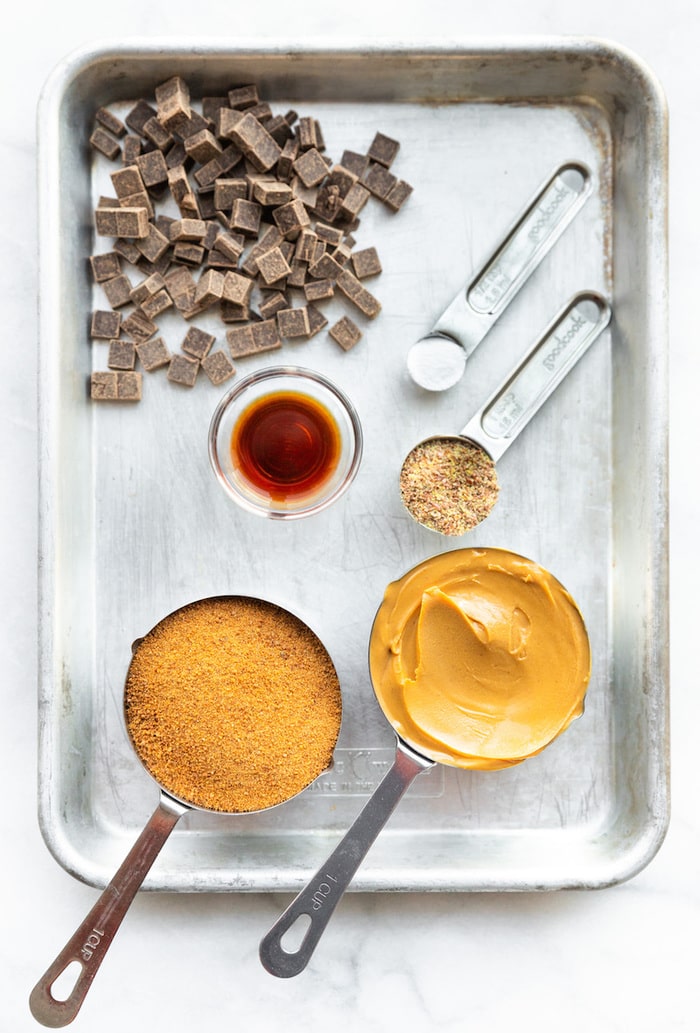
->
[259, 739, 434, 978]
[407, 161, 593, 391]
[29, 794, 186, 1027]
[462, 291, 612, 462]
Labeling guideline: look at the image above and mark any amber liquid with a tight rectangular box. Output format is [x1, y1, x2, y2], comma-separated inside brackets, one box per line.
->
[231, 390, 342, 502]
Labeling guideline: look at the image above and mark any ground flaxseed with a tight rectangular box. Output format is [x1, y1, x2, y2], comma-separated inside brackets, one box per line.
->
[124, 596, 341, 813]
[399, 437, 500, 536]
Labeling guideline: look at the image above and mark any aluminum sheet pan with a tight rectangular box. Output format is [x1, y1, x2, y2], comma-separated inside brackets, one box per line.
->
[37, 38, 669, 892]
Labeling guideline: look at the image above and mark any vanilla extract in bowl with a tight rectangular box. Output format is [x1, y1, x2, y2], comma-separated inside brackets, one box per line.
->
[209, 366, 363, 519]
[232, 389, 341, 502]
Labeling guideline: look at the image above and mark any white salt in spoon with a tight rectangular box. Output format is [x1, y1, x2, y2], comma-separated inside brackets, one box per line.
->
[406, 161, 594, 391]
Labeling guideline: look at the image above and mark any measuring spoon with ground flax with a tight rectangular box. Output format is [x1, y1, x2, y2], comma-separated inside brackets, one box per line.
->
[30, 596, 342, 1028]
[400, 291, 612, 536]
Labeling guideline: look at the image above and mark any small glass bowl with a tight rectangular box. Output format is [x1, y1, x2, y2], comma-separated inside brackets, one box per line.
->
[208, 366, 363, 519]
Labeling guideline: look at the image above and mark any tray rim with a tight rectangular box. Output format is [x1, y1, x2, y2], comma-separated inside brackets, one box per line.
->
[36, 35, 670, 892]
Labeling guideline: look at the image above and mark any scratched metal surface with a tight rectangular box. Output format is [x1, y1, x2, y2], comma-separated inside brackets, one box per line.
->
[37, 39, 669, 891]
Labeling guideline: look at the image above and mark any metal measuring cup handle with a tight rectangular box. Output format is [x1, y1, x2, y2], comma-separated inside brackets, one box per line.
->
[407, 162, 593, 391]
[461, 291, 612, 462]
[259, 739, 434, 978]
[29, 794, 186, 1027]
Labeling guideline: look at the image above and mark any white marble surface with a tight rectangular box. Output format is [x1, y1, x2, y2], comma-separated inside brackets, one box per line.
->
[2, 3, 697, 1030]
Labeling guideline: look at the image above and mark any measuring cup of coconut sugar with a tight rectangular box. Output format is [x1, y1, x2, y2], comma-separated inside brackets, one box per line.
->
[400, 291, 612, 536]
[259, 548, 591, 977]
[406, 161, 594, 392]
[30, 596, 342, 1027]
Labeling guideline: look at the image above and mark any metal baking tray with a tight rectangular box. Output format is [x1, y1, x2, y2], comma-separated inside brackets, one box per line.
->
[37, 38, 669, 892]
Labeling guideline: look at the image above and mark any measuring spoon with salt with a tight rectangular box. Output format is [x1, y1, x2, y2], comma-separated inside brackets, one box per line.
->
[406, 161, 593, 391]
[400, 291, 612, 536]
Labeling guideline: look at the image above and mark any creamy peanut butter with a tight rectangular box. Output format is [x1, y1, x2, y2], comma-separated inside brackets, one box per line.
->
[369, 549, 590, 770]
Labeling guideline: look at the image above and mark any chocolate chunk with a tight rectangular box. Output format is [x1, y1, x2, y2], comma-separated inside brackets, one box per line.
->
[90, 252, 121, 283]
[164, 267, 197, 313]
[184, 129, 223, 165]
[125, 100, 158, 136]
[315, 223, 344, 246]
[102, 274, 133, 309]
[256, 246, 292, 285]
[211, 231, 245, 262]
[220, 300, 251, 323]
[367, 132, 400, 168]
[303, 278, 334, 302]
[172, 242, 205, 266]
[340, 149, 369, 177]
[143, 116, 174, 152]
[230, 197, 262, 237]
[384, 179, 413, 212]
[226, 319, 281, 358]
[181, 325, 216, 360]
[90, 371, 117, 400]
[194, 269, 225, 308]
[214, 178, 248, 210]
[277, 136, 299, 180]
[361, 162, 397, 200]
[351, 246, 382, 279]
[308, 252, 344, 281]
[134, 223, 171, 263]
[336, 268, 381, 318]
[167, 166, 200, 217]
[140, 289, 173, 319]
[201, 349, 236, 385]
[258, 290, 289, 319]
[286, 260, 307, 288]
[297, 116, 318, 151]
[253, 179, 294, 206]
[312, 183, 342, 223]
[277, 307, 311, 338]
[135, 150, 169, 188]
[170, 218, 208, 242]
[339, 182, 370, 220]
[222, 271, 254, 306]
[265, 115, 294, 145]
[108, 339, 136, 370]
[292, 148, 328, 188]
[90, 370, 142, 401]
[167, 353, 199, 387]
[91, 309, 122, 338]
[155, 76, 191, 131]
[122, 136, 142, 165]
[121, 309, 158, 342]
[95, 206, 150, 239]
[113, 239, 142, 265]
[202, 96, 230, 121]
[111, 165, 146, 199]
[329, 315, 362, 351]
[96, 107, 126, 138]
[224, 112, 281, 172]
[228, 84, 259, 110]
[305, 302, 329, 338]
[90, 128, 121, 160]
[116, 371, 143, 400]
[135, 336, 171, 371]
[326, 165, 358, 198]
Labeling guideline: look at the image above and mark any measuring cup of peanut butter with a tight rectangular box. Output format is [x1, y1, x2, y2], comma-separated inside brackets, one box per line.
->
[259, 548, 590, 978]
[400, 291, 612, 535]
[406, 161, 594, 391]
[30, 596, 342, 1027]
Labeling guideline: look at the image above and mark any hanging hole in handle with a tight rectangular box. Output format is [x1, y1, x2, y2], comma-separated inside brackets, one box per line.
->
[279, 912, 312, 954]
[49, 960, 83, 1003]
